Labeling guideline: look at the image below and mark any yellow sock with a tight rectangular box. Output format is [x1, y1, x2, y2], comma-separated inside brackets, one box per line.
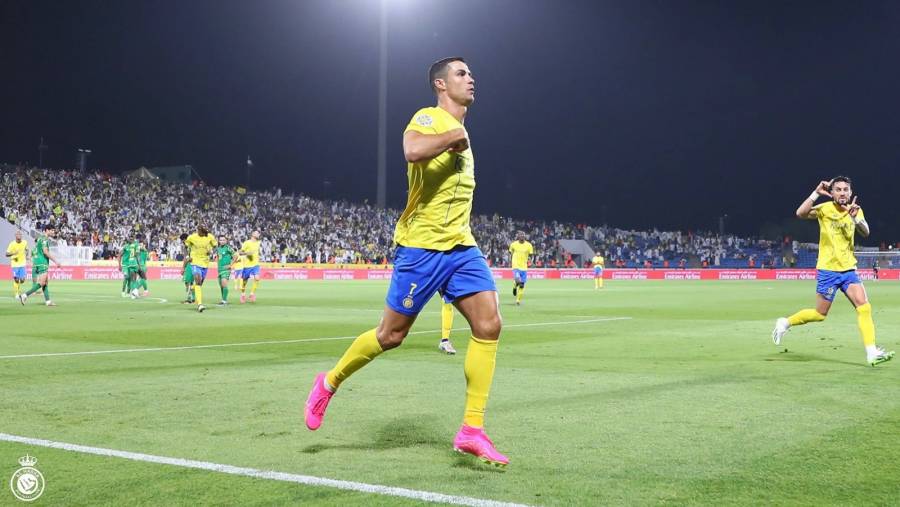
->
[441, 302, 454, 339]
[594, 278, 599, 289]
[13, 281, 19, 296]
[856, 303, 876, 347]
[326, 328, 383, 389]
[194, 285, 203, 305]
[598, 278, 603, 288]
[251, 279, 259, 295]
[516, 286, 525, 303]
[787, 308, 825, 327]
[463, 336, 499, 428]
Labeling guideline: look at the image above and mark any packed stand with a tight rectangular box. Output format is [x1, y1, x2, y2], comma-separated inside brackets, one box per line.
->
[2, 165, 812, 268]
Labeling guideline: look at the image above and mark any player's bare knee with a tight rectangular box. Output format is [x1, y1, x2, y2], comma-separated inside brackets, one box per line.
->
[473, 314, 502, 340]
[376, 327, 408, 350]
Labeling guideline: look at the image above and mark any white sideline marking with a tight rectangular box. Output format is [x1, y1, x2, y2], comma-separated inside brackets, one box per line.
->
[0, 433, 529, 507]
[0, 317, 631, 360]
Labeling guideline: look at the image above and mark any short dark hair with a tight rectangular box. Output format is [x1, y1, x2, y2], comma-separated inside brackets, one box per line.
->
[43, 224, 55, 231]
[831, 175, 852, 186]
[829, 175, 852, 192]
[428, 57, 465, 93]
[179, 233, 189, 241]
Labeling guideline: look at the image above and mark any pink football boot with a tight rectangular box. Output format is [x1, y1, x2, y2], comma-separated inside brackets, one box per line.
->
[453, 425, 509, 468]
[304, 372, 334, 431]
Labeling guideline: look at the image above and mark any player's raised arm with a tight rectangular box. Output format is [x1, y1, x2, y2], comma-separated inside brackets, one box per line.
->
[403, 128, 469, 163]
[847, 196, 870, 237]
[796, 180, 832, 219]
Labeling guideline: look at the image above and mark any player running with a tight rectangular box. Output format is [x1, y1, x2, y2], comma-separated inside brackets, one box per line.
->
[509, 231, 533, 306]
[304, 57, 509, 468]
[185, 225, 217, 313]
[592, 252, 605, 289]
[18, 224, 60, 306]
[771, 177, 894, 366]
[5, 230, 29, 298]
[215, 236, 237, 306]
[239, 231, 261, 303]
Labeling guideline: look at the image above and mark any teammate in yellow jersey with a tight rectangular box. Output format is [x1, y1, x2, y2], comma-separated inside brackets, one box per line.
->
[184, 224, 217, 313]
[772, 177, 893, 366]
[239, 230, 261, 303]
[5, 230, 29, 297]
[305, 57, 509, 468]
[509, 231, 534, 306]
[231, 251, 245, 291]
[591, 253, 605, 289]
[438, 300, 457, 354]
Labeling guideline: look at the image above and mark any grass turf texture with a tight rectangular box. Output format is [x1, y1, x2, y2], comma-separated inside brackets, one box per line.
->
[1, 279, 898, 506]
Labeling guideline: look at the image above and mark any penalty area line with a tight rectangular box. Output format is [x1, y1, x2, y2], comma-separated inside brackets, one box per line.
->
[0, 433, 529, 507]
[0, 317, 632, 360]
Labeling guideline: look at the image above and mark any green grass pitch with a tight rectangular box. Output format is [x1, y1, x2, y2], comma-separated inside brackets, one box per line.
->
[1, 279, 898, 506]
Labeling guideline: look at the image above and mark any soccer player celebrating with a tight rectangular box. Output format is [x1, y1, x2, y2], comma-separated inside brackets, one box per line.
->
[509, 231, 533, 306]
[118, 234, 140, 299]
[5, 230, 28, 297]
[215, 236, 236, 306]
[439, 300, 457, 354]
[239, 231, 261, 303]
[592, 252, 605, 289]
[18, 224, 60, 306]
[772, 177, 894, 366]
[304, 57, 509, 468]
[184, 225, 217, 313]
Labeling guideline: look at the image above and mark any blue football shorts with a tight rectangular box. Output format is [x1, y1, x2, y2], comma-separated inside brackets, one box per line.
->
[242, 265, 261, 279]
[386, 245, 496, 316]
[816, 269, 861, 302]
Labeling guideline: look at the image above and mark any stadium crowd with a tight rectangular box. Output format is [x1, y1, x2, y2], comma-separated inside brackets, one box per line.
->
[2, 165, 801, 267]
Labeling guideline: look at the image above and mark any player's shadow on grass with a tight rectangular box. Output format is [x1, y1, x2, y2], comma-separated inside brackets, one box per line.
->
[301, 416, 446, 454]
[764, 352, 861, 367]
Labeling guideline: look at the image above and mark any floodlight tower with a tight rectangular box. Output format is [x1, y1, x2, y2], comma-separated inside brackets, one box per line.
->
[76, 148, 92, 172]
[38, 137, 48, 168]
[376, 0, 388, 208]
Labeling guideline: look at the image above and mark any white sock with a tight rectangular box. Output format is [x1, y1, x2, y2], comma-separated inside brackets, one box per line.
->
[865, 344, 878, 358]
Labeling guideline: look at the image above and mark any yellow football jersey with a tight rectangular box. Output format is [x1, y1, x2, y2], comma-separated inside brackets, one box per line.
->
[592, 255, 604, 267]
[509, 241, 534, 270]
[232, 254, 244, 270]
[812, 201, 864, 271]
[6, 240, 27, 267]
[393, 106, 477, 251]
[241, 239, 261, 267]
[185, 233, 217, 268]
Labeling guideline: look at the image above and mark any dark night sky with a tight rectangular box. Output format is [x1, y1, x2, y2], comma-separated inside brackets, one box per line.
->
[2, 1, 899, 242]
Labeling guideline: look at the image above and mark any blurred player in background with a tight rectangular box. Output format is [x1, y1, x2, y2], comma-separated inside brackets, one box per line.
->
[772, 177, 894, 366]
[215, 236, 237, 306]
[185, 224, 217, 313]
[509, 231, 533, 306]
[18, 224, 60, 307]
[592, 252, 605, 289]
[239, 230, 262, 303]
[179, 233, 194, 304]
[5, 230, 28, 297]
[439, 300, 457, 354]
[118, 233, 140, 299]
[136, 234, 150, 297]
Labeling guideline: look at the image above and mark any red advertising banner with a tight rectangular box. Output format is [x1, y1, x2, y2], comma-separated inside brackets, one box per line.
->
[0, 266, 896, 281]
